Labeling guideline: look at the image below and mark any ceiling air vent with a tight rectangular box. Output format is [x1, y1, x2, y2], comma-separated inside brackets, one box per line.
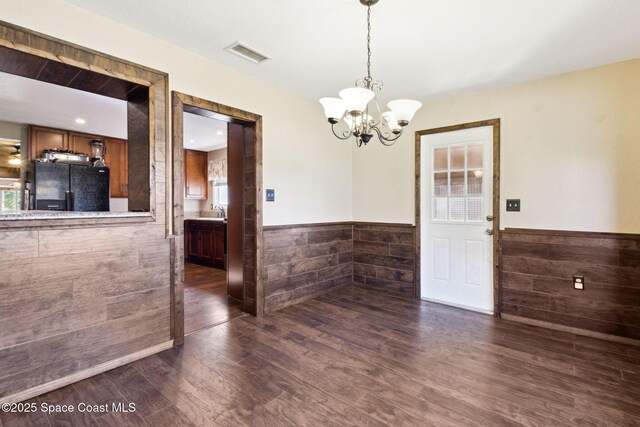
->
[224, 42, 270, 64]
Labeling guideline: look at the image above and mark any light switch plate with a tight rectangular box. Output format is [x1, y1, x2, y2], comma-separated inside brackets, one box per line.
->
[506, 199, 521, 212]
[266, 189, 275, 202]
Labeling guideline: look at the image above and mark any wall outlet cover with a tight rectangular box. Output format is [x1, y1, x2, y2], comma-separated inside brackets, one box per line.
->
[506, 199, 521, 212]
[266, 189, 275, 202]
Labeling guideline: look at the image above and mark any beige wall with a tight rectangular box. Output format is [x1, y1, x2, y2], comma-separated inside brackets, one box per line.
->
[354, 59, 640, 234]
[2, 0, 352, 226]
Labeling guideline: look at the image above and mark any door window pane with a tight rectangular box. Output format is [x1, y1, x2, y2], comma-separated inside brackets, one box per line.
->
[467, 170, 482, 195]
[467, 197, 483, 222]
[433, 197, 448, 221]
[450, 171, 465, 195]
[450, 146, 465, 170]
[467, 143, 483, 169]
[449, 198, 465, 222]
[434, 172, 448, 196]
[434, 148, 448, 171]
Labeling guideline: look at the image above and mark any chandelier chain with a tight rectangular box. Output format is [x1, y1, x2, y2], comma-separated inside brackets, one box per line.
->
[366, 5, 372, 85]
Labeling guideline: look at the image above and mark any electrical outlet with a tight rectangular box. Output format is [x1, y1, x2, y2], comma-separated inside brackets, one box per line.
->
[573, 275, 584, 290]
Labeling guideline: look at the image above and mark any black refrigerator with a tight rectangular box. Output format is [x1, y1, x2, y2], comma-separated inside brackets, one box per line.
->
[33, 162, 110, 211]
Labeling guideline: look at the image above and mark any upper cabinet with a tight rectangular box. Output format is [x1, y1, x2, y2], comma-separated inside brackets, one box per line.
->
[68, 131, 98, 154]
[29, 125, 128, 198]
[184, 149, 208, 200]
[29, 126, 68, 158]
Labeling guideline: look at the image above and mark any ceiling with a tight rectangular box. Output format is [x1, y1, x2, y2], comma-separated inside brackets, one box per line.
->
[0, 71, 127, 139]
[63, 0, 640, 103]
[183, 112, 227, 152]
[0, 71, 226, 151]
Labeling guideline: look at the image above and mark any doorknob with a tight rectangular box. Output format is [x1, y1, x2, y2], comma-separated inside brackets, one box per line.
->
[485, 228, 494, 235]
[486, 215, 494, 222]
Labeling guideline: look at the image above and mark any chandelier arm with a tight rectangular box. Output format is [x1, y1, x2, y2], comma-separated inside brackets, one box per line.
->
[331, 122, 353, 140]
[371, 126, 403, 146]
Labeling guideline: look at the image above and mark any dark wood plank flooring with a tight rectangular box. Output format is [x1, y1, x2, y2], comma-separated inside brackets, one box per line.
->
[3, 284, 640, 426]
[184, 262, 244, 335]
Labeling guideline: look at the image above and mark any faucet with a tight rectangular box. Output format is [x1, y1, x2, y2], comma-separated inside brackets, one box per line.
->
[214, 204, 226, 218]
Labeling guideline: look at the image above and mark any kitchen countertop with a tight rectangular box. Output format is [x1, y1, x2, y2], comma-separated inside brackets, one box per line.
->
[0, 210, 151, 221]
[185, 217, 227, 222]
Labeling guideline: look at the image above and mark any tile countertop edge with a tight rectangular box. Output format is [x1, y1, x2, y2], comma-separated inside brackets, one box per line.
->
[0, 211, 152, 221]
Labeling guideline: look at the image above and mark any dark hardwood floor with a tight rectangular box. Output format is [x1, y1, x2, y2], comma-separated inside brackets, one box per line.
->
[3, 284, 640, 426]
[184, 262, 244, 335]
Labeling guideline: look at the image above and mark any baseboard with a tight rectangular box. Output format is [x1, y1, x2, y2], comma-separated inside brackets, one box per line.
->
[501, 314, 640, 346]
[0, 340, 174, 405]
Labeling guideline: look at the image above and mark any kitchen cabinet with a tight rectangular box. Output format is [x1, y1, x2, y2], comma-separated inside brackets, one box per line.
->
[30, 126, 128, 198]
[68, 131, 98, 154]
[184, 219, 226, 269]
[104, 137, 128, 198]
[29, 126, 68, 159]
[184, 149, 208, 200]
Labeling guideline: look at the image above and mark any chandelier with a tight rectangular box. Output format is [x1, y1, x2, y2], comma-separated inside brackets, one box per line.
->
[319, 0, 422, 147]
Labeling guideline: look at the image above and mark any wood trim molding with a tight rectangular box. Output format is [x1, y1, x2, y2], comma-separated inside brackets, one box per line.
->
[501, 314, 640, 347]
[502, 227, 640, 240]
[264, 221, 356, 231]
[0, 340, 174, 405]
[171, 91, 263, 345]
[415, 119, 502, 312]
[0, 20, 166, 85]
[263, 221, 414, 231]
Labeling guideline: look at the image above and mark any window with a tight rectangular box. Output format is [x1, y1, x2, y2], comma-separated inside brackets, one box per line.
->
[215, 183, 228, 206]
[432, 142, 483, 223]
[0, 182, 22, 211]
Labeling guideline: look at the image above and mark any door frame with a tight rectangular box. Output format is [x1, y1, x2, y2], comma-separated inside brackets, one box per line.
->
[415, 119, 501, 314]
[171, 91, 263, 345]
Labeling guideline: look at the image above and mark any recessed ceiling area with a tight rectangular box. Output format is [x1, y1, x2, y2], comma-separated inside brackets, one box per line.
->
[183, 112, 227, 152]
[64, 0, 640, 102]
[0, 71, 127, 138]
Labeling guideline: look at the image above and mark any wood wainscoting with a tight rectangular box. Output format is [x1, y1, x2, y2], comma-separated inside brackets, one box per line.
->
[263, 223, 354, 312]
[263, 222, 417, 312]
[353, 222, 416, 299]
[501, 228, 640, 342]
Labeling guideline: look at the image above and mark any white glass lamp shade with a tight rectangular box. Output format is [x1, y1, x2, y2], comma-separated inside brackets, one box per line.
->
[319, 97, 347, 120]
[339, 87, 375, 113]
[388, 99, 423, 125]
[381, 111, 402, 132]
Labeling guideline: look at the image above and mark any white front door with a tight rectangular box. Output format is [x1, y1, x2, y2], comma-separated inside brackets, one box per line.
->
[420, 126, 494, 314]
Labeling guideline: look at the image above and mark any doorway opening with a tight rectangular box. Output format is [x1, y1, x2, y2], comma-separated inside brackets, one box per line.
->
[171, 92, 263, 345]
[182, 112, 242, 334]
[415, 119, 501, 315]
